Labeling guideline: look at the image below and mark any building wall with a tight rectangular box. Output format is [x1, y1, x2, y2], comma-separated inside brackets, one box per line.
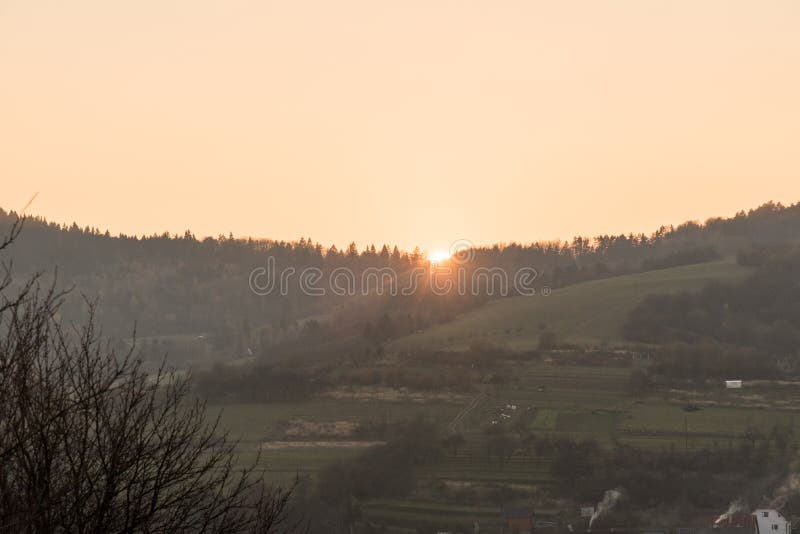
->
[753, 509, 790, 534]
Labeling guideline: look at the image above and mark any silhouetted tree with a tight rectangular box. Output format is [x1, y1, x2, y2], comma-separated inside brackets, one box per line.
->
[0, 221, 303, 533]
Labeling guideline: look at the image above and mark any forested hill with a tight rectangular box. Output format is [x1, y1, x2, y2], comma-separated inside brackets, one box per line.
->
[624, 246, 800, 354]
[1, 201, 799, 360]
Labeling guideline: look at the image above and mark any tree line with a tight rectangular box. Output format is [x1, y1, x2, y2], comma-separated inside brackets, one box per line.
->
[624, 245, 800, 357]
[4, 201, 800, 361]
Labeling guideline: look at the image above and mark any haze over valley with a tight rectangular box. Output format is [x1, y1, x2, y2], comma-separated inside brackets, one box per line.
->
[2, 1, 800, 533]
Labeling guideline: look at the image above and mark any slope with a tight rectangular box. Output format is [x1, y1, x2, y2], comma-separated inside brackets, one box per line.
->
[390, 259, 753, 351]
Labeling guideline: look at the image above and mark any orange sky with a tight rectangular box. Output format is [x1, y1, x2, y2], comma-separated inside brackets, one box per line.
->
[1, 1, 799, 252]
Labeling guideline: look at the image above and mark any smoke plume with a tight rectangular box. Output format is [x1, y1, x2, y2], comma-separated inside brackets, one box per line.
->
[589, 488, 623, 529]
[767, 473, 800, 510]
[714, 499, 748, 524]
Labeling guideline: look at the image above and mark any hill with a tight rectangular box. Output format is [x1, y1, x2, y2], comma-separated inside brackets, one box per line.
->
[389, 259, 754, 351]
[2, 200, 798, 363]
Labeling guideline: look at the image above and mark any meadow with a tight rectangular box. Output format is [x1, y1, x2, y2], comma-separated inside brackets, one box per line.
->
[389, 259, 753, 351]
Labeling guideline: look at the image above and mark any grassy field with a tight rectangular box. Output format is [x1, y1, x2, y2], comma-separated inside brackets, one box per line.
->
[208, 399, 463, 482]
[358, 361, 800, 529]
[211, 359, 800, 531]
[389, 259, 753, 351]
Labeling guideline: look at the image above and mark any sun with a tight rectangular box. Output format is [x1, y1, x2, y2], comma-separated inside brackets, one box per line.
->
[429, 249, 451, 263]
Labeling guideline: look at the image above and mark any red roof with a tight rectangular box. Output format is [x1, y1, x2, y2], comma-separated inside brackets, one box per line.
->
[714, 514, 755, 528]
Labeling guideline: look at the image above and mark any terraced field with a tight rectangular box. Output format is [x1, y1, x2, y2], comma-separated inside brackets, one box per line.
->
[212, 359, 800, 531]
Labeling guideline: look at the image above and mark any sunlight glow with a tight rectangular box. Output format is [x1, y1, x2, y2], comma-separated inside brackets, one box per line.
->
[429, 249, 451, 263]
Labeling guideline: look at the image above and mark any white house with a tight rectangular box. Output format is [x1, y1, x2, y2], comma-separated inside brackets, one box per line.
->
[753, 509, 791, 534]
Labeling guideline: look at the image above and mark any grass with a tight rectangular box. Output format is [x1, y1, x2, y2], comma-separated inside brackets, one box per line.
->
[209, 399, 461, 440]
[360, 499, 504, 530]
[389, 259, 753, 351]
[208, 399, 463, 483]
[555, 410, 625, 433]
[621, 402, 797, 436]
[211, 361, 799, 480]
[209, 358, 800, 530]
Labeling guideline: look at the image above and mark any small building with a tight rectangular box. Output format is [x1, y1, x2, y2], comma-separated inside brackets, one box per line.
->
[710, 509, 790, 534]
[725, 380, 743, 389]
[753, 509, 791, 534]
[502, 508, 534, 534]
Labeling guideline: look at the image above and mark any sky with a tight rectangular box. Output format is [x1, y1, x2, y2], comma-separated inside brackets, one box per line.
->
[1, 1, 799, 253]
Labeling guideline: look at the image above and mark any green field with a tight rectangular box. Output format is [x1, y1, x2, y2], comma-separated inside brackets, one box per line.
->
[212, 359, 800, 531]
[389, 259, 753, 351]
[209, 399, 463, 481]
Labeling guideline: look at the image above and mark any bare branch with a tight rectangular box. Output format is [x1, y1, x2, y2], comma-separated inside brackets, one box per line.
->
[0, 236, 302, 533]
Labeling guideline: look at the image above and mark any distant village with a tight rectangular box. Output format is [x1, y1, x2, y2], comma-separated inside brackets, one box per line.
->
[434, 506, 793, 534]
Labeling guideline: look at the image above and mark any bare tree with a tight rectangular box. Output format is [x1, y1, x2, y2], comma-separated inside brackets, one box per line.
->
[0, 219, 303, 533]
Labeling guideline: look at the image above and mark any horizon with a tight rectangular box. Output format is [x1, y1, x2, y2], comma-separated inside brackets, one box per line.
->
[6, 200, 796, 254]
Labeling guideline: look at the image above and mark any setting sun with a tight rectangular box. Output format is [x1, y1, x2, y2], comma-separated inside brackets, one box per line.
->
[429, 249, 451, 263]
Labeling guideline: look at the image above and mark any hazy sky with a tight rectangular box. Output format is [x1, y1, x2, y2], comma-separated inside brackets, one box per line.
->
[2, 1, 799, 252]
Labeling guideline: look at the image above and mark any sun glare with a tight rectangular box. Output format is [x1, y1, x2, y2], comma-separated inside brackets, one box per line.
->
[429, 249, 451, 263]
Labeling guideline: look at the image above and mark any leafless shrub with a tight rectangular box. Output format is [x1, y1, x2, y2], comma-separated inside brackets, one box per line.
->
[0, 218, 304, 533]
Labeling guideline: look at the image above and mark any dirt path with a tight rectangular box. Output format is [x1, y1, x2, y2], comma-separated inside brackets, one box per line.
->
[447, 391, 486, 433]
